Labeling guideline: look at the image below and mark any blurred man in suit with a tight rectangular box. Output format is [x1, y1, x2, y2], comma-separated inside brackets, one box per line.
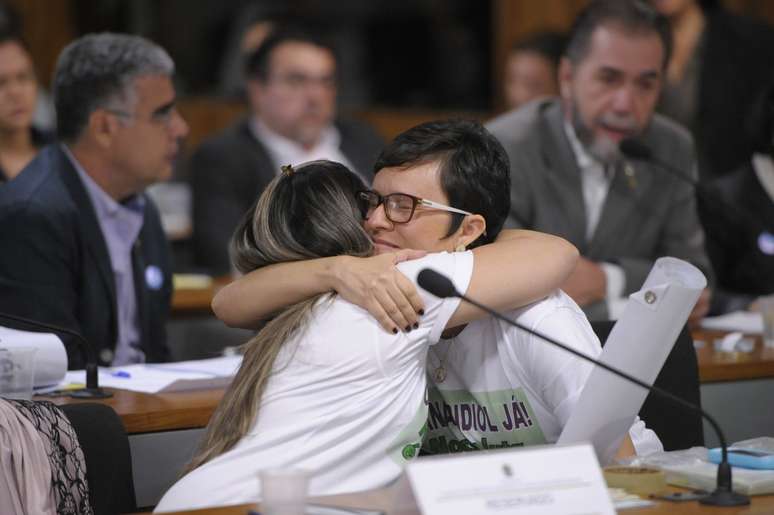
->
[488, 0, 712, 322]
[0, 33, 189, 368]
[191, 26, 384, 275]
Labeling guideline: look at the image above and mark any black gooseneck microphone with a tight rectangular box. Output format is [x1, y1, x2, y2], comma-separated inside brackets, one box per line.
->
[619, 138, 772, 233]
[0, 311, 112, 399]
[417, 268, 749, 507]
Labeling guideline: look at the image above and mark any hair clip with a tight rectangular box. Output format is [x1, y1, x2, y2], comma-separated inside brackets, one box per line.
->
[281, 164, 294, 177]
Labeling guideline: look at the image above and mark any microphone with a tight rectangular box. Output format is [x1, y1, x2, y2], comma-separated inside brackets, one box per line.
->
[0, 311, 112, 399]
[418, 268, 749, 507]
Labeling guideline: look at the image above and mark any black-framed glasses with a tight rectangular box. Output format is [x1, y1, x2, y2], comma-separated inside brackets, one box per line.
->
[357, 190, 473, 224]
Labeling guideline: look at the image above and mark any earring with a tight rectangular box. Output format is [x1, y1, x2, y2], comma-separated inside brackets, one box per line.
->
[455, 244, 466, 252]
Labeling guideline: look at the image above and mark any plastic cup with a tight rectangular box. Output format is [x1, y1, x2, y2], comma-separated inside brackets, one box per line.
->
[0, 347, 38, 400]
[259, 468, 309, 515]
[761, 296, 774, 348]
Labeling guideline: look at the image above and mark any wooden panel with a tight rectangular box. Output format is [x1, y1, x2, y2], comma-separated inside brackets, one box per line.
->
[176, 97, 246, 155]
[6, 0, 75, 85]
[491, 0, 588, 112]
[350, 107, 488, 141]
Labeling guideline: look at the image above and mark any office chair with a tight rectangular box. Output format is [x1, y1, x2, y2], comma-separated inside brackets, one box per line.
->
[60, 403, 137, 515]
[591, 320, 704, 451]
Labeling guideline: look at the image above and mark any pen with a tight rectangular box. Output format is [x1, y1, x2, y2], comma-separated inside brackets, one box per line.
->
[111, 370, 131, 378]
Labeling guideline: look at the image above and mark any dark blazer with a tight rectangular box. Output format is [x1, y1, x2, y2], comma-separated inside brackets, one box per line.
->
[698, 160, 774, 313]
[190, 117, 384, 274]
[0, 145, 172, 368]
[487, 99, 714, 320]
[694, 8, 774, 180]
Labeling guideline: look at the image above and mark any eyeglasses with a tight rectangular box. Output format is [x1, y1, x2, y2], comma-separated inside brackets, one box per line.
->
[357, 190, 472, 224]
[105, 106, 177, 128]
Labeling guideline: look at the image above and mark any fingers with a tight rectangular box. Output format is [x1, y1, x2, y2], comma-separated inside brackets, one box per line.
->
[395, 271, 425, 316]
[372, 286, 412, 333]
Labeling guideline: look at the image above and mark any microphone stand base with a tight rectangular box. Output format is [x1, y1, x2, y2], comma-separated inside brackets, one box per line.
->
[699, 489, 750, 507]
[69, 388, 113, 399]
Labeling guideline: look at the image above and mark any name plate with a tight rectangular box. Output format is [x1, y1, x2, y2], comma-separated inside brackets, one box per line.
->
[402, 443, 614, 515]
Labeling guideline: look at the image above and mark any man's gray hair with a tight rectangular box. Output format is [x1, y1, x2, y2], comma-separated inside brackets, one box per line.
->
[53, 32, 174, 142]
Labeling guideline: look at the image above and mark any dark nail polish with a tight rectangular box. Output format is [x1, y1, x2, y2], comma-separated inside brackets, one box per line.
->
[405, 325, 411, 332]
[392, 328, 398, 334]
[413, 322, 419, 329]
[418, 309, 425, 316]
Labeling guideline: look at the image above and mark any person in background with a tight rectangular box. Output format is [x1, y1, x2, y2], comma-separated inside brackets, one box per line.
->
[698, 77, 774, 314]
[503, 30, 566, 111]
[651, 0, 774, 181]
[0, 33, 188, 368]
[487, 0, 713, 323]
[190, 25, 384, 275]
[0, 29, 50, 183]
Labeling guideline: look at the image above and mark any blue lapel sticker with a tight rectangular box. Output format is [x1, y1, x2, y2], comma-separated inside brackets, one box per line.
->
[145, 265, 164, 290]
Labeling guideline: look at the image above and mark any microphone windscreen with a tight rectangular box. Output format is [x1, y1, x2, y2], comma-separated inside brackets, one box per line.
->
[619, 138, 653, 160]
[417, 269, 459, 298]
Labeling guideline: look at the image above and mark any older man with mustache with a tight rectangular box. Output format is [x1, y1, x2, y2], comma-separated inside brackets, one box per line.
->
[488, 0, 712, 322]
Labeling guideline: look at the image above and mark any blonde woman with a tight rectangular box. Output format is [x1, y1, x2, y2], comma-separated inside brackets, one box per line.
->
[155, 157, 577, 512]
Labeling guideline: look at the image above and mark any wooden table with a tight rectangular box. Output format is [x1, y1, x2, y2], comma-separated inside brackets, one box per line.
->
[45, 387, 224, 434]
[693, 330, 774, 383]
[48, 330, 774, 508]
[133, 483, 774, 514]
[171, 276, 231, 317]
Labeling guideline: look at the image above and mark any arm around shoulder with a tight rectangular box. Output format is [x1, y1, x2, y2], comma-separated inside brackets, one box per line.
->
[446, 230, 578, 328]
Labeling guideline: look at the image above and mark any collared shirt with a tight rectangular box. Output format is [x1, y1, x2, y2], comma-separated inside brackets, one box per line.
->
[563, 123, 627, 318]
[62, 145, 146, 365]
[250, 118, 356, 176]
[752, 153, 774, 204]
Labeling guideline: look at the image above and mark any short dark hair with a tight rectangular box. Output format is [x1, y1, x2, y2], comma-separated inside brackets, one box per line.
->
[53, 33, 174, 142]
[373, 119, 511, 248]
[244, 25, 336, 82]
[511, 31, 567, 69]
[565, 0, 672, 69]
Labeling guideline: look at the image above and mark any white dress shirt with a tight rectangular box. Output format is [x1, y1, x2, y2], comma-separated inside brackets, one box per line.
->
[250, 118, 356, 176]
[563, 123, 627, 318]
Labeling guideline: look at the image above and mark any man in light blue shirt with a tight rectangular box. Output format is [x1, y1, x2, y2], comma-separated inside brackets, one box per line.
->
[0, 33, 189, 367]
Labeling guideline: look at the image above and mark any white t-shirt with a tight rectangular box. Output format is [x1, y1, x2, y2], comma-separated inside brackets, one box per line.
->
[155, 251, 473, 513]
[423, 290, 662, 456]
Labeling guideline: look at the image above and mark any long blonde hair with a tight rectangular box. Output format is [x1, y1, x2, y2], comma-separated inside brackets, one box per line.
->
[186, 161, 373, 472]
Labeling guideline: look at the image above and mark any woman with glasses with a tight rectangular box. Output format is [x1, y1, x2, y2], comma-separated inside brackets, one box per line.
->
[208, 119, 661, 466]
[155, 157, 577, 512]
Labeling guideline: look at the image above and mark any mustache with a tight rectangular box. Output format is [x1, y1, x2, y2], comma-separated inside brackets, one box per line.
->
[597, 113, 637, 131]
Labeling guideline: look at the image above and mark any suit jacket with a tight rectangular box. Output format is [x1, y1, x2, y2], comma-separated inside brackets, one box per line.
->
[698, 160, 774, 313]
[487, 99, 713, 320]
[693, 8, 774, 180]
[190, 117, 384, 274]
[0, 145, 172, 368]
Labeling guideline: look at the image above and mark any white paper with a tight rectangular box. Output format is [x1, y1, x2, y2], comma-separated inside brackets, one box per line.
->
[559, 257, 706, 464]
[701, 311, 764, 334]
[0, 325, 67, 387]
[402, 443, 614, 515]
[58, 355, 242, 393]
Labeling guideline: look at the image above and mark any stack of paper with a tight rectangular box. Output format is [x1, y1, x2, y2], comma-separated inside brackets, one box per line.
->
[701, 311, 764, 334]
[56, 355, 242, 394]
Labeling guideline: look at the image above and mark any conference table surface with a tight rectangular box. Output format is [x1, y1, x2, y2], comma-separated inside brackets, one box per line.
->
[41, 332, 774, 435]
[132, 484, 774, 514]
